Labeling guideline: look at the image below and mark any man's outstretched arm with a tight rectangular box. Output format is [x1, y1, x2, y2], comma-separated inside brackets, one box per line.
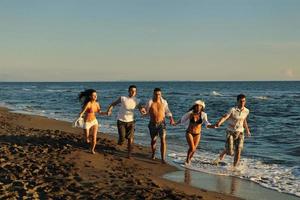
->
[107, 97, 121, 115]
[216, 113, 230, 127]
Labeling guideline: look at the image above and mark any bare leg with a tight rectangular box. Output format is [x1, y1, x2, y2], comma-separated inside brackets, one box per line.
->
[185, 133, 194, 164]
[151, 137, 157, 160]
[213, 149, 227, 165]
[161, 134, 166, 164]
[91, 125, 98, 154]
[84, 128, 90, 143]
[189, 134, 201, 162]
[219, 149, 227, 160]
[216, 132, 231, 163]
[233, 149, 241, 167]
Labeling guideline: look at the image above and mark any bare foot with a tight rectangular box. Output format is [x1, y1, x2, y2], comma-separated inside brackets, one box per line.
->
[212, 157, 221, 165]
[185, 160, 191, 166]
[91, 150, 96, 154]
[86, 139, 90, 144]
[151, 153, 156, 160]
[161, 160, 166, 164]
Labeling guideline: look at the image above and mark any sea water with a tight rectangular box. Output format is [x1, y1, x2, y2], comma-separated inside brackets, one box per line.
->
[0, 81, 299, 197]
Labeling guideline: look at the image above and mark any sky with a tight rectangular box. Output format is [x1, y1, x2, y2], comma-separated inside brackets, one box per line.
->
[0, 0, 299, 81]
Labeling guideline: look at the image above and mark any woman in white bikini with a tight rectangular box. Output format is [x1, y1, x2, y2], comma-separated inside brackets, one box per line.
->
[78, 89, 108, 154]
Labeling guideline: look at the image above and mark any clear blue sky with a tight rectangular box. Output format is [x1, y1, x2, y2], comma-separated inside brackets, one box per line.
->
[0, 0, 299, 81]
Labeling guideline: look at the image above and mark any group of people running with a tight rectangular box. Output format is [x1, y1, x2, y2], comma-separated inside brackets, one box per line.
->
[78, 85, 251, 167]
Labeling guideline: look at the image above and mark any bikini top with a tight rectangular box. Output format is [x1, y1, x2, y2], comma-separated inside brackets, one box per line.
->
[86, 103, 99, 114]
[86, 107, 94, 113]
[189, 112, 202, 125]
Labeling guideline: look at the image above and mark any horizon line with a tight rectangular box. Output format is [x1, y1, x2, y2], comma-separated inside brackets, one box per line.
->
[0, 80, 299, 83]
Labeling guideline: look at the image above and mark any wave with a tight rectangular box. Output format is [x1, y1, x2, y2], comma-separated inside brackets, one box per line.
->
[169, 150, 300, 197]
[45, 89, 72, 93]
[211, 91, 223, 96]
[22, 88, 32, 91]
[254, 96, 269, 100]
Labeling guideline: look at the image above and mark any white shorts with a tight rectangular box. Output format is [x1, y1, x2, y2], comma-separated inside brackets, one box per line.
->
[83, 119, 99, 130]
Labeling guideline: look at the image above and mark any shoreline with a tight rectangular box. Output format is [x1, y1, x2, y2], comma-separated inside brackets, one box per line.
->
[163, 167, 300, 200]
[1, 106, 299, 199]
[0, 106, 239, 199]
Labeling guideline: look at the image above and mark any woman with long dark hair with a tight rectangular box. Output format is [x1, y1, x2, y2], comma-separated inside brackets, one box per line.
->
[175, 100, 216, 165]
[78, 89, 108, 154]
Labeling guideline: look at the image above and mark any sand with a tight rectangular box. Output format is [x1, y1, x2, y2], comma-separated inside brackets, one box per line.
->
[0, 107, 240, 199]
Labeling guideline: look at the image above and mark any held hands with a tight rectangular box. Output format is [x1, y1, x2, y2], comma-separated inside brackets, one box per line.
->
[171, 119, 180, 126]
[172, 121, 179, 126]
[246, 131, 251, 137]
[107, 107, 113, 116]
[103, 111, 109, 116]
[207, 124, 217, 129]
[169, 117, 175, 126]
[215, 122, 221, 128]
[140, 107, 147, 115]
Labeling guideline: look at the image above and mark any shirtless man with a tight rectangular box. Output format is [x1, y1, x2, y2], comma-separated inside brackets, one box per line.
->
[213, 94, 251, 167]
[145, 88, 175, 164]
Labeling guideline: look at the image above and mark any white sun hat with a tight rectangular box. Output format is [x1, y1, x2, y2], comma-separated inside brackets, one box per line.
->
[194, 100, 205, 109]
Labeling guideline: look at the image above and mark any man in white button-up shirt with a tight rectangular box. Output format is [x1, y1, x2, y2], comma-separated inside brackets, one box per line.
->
[213, 94, 251, 167]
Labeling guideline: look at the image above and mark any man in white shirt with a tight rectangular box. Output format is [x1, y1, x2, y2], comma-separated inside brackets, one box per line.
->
[107, 85, 146, 158]
[213, 94, 251, 167]
[145, 88, 175, 164]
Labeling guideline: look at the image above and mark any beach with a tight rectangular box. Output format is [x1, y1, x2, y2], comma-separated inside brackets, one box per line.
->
[2, 0, 300, 198]
[1, 81, 299, 199]
[0, 107, 241, 199]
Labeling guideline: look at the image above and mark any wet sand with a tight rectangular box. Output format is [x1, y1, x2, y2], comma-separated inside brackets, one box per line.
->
[164, 168, 300, 200]
[0, 107, 240, 199]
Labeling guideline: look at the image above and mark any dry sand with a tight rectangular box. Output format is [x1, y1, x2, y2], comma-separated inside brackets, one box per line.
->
[0, 107, 240, 199]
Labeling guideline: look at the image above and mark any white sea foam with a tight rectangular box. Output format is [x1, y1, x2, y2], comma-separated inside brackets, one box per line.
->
[45, 89, 71, 93]
[254, 96, 269, 100]
[168, 150, 300, 197]
[211, 91, 223, 96]
[22, 88, 32, 91]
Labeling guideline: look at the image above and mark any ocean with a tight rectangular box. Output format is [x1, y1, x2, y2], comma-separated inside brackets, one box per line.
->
[0, 81, 299, 197]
